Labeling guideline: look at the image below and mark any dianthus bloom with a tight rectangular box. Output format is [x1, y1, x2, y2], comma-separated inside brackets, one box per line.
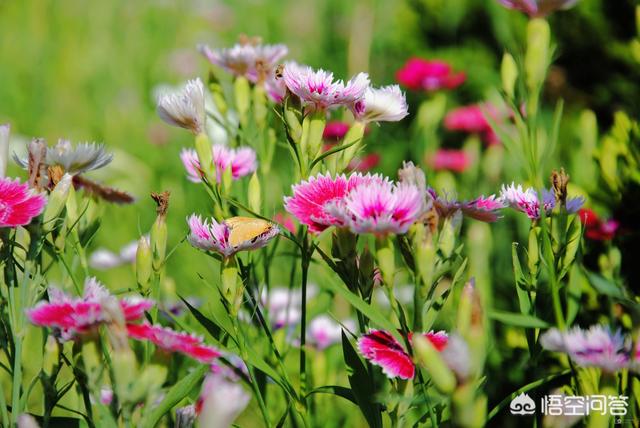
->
[396, 58, 465, 92]
[199, 41, 287, 84]
[27, 277, 152, 340]
[308, 315, 356, 350]
[284, 172, 384, 233]
[500, 183, 584, 220]
[180, 144, 257, 183]
[0, 178, 46, 228]
[322, 121, 351, 141]
[156, 78, 206, 134]
[540, 325, 631, 373]
[427, 149, 471, 173]
[444, 104, 505, 145]
[430, 190, 505, 223]
[351, 85, 409, 124]
[326, 179, 426, 235]
[497, 0, 579, 17]
[187, 215, 279, 257]
[578, 208, 619, 241]
[14, 139, 113, 176]
[282, 62, 370, 112]
[358, 330, 448, 379]
[196, 371, 250, 427]
[126, 322, 220, 363]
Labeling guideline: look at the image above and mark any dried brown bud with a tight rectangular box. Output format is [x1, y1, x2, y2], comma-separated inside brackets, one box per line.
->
[27, 138, 48, 190]
[73, 175, 135, 204]
[151, 191, 171, 219]
[551, 168, 569, 205]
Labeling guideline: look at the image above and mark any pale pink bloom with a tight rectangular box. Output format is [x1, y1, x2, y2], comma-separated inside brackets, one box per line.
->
[264, 75, 287, 103]
[196, 371, 250, 428]
[497, 0, 579, 17]
[99, 388, 114, 405]
[358, 330, 448, 380]
[499, 183, 556, 220]
[0, 178, 46, 228]
[323, 121, 351, 141]
[126, 322, 221, 363]
[88, 249, 122, 270]
[282, 62, 370, 112]
[198, 42, 287, 83]
[396, 58, 465, 92]
[440, 334, 472, 382]
[273, 212, 297, 234]
[187, 215, 279, 257]
[351, 85, 409, 124]
[540, 326, 630, 373]
[308, 316, 355, 350]
[428, 149, 471, 173]
[261, 285, 317, 329]
[444, 104, 506, 145]
[325, 179, 425, 235]
[284, 172, 384, 233]
[28, 277, 152, 340]
[430, 189, 505, 223]
[14, 139, 113, 176]
[156, 78, 206, 134]
[180, 144, 257, 183]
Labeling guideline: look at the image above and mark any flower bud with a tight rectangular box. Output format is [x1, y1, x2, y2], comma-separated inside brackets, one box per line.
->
[150, 191, 169, 272]
[195, 133, 216, 184]
[81, 339, 102, 386]
[438, 210, 461, 258]
[525, 18, 551, 114]
[42, 173, 73, 232]
[248, 172, 261, 213]
[300, 111, 326, 162]
[221, 262, 241, 316]
[112, 347, 138, 404]
[339, 121, 367, 172]
[43, 335, 59, 377]
[413, 334, 456, 394]
[136, 236, 152, 292]
[527, 225, 541, 278]
[284, 96, 303, 144]
[375, 239, 396, 289]
[208, 71, 228, 117]
[234, 76, 251, 127]
[176, 404, 197, 428]
[253, 84, 268, 128]
[501, 52, 518, 99]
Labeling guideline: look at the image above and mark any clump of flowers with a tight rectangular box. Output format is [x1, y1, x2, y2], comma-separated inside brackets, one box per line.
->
[180, 144, 257, 183]
[0, 177, 46, 228]
[396, 58, 465, 92]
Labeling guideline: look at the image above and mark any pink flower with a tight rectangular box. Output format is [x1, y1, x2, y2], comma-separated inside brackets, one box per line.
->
[308, 316, 356, 350]
[187, 215, 279, 257]
[430, 190, 505, 223]
[198, 42, 287, 83]
[325, 179, 426, 235]
[499, 183, 555, 220]
[351, 85, 409, 124]
[284, 173, 384, 233]
[196, 371, 250, 427]
[396, 58, 465, 92]
[273, 212, 297, 234]
[444, 104, 505, 145]
[579, 208, 619, 241]
[127, 322, 221, 363]
[427, 149, 471, 173]
[0, 178, 46, 228]
[358, 330, 448, 380]
[282, 62, 370, 112]
[323, 121, 351, 141]
[180, 145, 257, 183]
[497, 0, 579, 17]
[27, 277, 152, 340]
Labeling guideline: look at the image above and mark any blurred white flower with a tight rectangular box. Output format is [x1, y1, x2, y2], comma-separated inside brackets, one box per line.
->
[14, 139, 113, 176]
[197, 372, 250, 428]
[308, 315, 356, 350]
[156, 78, 206, 134]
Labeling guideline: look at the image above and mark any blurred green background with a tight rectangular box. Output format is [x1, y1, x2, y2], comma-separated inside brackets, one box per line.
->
[0, 0, 637, 310]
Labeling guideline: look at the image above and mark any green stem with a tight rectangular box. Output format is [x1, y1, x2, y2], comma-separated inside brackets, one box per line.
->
[299, 233, 311, 404]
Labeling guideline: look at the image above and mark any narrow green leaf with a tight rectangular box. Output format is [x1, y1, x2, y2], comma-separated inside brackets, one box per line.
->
[306, 385, 357, 405]
[489, 310, 550, 328]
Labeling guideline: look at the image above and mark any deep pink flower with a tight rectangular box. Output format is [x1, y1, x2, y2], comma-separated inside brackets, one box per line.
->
[180, 145, 257, 183]
[444, 104, 506, 145]
[284, 173, 384, 233]
[396, 58, 465, 92]
[428, 149, 471, 173]
[0, 178, 46, 228]
[497, 0, 579, 17]
[273, 212, 297, 234]
[27, 278, 152, 340]
[578, 208, 619, 241]
[358, 330, 448, 379]
[187, 215, 279, 257]
[325, 179, 426, 235]
[323, 121, 351, 141]
[127, 322, 221, 363]
[282, 62, 370, 112]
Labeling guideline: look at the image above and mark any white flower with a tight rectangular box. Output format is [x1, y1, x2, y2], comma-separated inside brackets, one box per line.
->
[308, 315, 356, 350]
[156, 78, 206, 134]
[14, 139, 113, 175]
[352, 85, 409, 123]
[197, 372, 250, 428]
[199, 42, 288, 83]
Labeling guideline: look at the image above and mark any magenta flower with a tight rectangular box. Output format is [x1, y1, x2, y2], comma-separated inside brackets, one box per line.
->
[497, 0, 579, 17]
[326, 179, 426, 235]
[428, 149, 471, 173]
[199, 42, 287, 83]
[284, 172, 384, 233]
[322, 121, 351, 141]
[187, 215, 279, 257]
[28, 278, 152, 340]
[500, 183, 584, 219]
[540, 326, 630, 373]
[126, 322, 221, 363]
[0, 178, 46, 228]
[358, 330, 448, 380]
[396, 58, 465, 92]
[180, 144, 257, 183]
[444, 104, 506, 146]
[578, 208, 619, 241]
[282, 62, 370, 112]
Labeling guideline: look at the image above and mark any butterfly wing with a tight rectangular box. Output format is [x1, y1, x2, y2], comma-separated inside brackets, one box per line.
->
[226, 216, 274, 247]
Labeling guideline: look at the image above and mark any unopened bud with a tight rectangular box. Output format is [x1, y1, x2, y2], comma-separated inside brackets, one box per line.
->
[43, 173, 73, 232]
[413, 334, 456, 394]
[339, 122, 367, 172]
[375, 239, 396, 289]
[300, 111, 326, 162]
[501, 52, 518, 99]
[222, 262, 241, 315]
[438, 211, 461, 258]
[150, 191, 169, 271]
[208, 71, 228, 116]
[248, 172, 262, 213]
[195, 133, 216, 184]
[550, 168, 569, 206]
[113, 347, 138, 404]
[136, 236, 152, 292]
[253, 85, 268, 127]
[284, 96, 303, 144]
[525, 19, 551, 92]
[234, 76, 251, 127]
